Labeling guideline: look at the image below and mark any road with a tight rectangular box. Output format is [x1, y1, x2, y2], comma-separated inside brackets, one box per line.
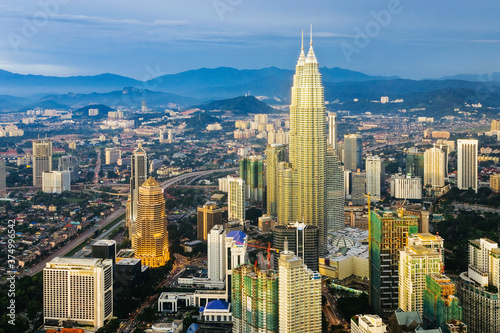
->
[72, 219, 125, 258]
[22, 167, 237, 277]
[322, 286, 347, 326]
[453, 202, 500, 214]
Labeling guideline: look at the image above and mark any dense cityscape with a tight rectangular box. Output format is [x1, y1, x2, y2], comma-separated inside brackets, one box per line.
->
[2, 2, 500, 333]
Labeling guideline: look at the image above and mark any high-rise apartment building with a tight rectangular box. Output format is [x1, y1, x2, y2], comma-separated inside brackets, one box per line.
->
[390, 174, 422, 200]
[369, 210, 419, 317]
[232, 265, 278, 333]
[435, 140, 450, 177]
[423, 274, 465, 333]
[104, 148, 121, 165]
[273, 222, 319, 271]
[326, 147, 345, 231]
[278, 241, 321, 333]
[43, 257, 113, 330]
[457, 139, 478, 192]
[127, 142, 148, 247]
[344, 134, 363, 171]
[225, 231, 248, 299]
[265, 144, 287, 217]
[240, 155, 265, 205]
[227, 176, 245, 223]
[0, 158, 7, 196]
[208, 225, 226, 283]
[424, 147, 445, 188]
[33, 138, 52, 186]
[280, 32, 327, 255]
[459, 238, 500, 333]
[492, 119, 500, 132]
[491, 174, 500, 193]
[133, 177, 169, 268]
[197, 204, 222, 241]
[398, 244, 443, 316]
[351, 314, 387, 333]
[42, 171, 71, 194]
[366, 156, 384, 199]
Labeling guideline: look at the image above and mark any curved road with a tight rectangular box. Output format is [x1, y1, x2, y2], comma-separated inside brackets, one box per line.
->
[22, 167, 238, 277]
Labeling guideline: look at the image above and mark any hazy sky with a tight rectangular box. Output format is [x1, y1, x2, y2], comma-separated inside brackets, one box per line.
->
[1, 0, 499, 79]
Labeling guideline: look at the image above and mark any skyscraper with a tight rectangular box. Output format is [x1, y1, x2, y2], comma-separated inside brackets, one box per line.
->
[0, 158, 7, 196]
[240, 155, 265, 206]
[208, 225, 226, 283]
[327, 112, 337, 150]
[369, 210, 419, 317]
[58, 155, 79, 183]
[227, 176, 246, 223]
[406, 148, 424, 178]
[366, 156, 383, 199]
[273, 222, 319, 271]
[133, 177, 169, 268]
[197, 204, 222, 241]
[344, 134, 363, 171]
[232, 265, 279, 333]
[265, 144, 287, 217]
[284, 30, 327, 255]
[225, 231, 248, 299]
[435, 140, 450, 178]
[326, 147, 345, 232]
[43, 257, 113, 330]
[127, 142, 148, 247]
[424, 147, 445, 189]
[42, 170, 71, 194]
[457, 139, 478, 192]
[32, 138, 52, 186]
[278, 240, 321, 332]
[351, 171, 366, 206]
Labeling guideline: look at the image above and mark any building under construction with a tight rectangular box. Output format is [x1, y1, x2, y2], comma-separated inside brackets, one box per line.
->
[232, 264, 278, 333]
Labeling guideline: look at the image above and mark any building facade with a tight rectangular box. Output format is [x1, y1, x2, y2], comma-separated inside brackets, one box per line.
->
[265, 144, 287, 217]
[228, 176, 246, 223]
[344, 134, 363, 171]
[366, 156, 383, 199]
[197, 204, 223, 241]
[390, 174, 422, 200]
[457, 139, 478, 192]
[273, 222, 319, 271]
[42, 171, 71, 194]
[33, 138, 53, 186]
[351, 314, 387, 333]
[127, 142, 148, 247]
[424, 147, 446, 188]
[208, 224, 226, 283]
[240, 155, 265, 206]
[43, 258, 113, 330]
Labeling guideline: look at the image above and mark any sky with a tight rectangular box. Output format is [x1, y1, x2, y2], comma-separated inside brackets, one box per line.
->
[0, 0, 499, 80]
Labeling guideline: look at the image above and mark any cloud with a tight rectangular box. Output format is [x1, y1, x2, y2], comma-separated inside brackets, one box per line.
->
[50, 14, 188, 27]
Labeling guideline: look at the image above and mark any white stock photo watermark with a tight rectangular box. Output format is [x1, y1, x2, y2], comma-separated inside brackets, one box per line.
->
[8, 0, 70, 53]
[6, 219, 16, 325]
[340, 0, 405, 63]
[213, 0, 244, 21]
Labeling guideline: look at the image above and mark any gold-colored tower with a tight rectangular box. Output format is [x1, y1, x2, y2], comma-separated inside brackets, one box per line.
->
[134, 176, 169, 268]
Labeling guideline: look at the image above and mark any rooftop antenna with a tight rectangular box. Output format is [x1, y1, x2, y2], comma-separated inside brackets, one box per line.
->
[301, 29, 304, 50]
[310, 23, 313, 46]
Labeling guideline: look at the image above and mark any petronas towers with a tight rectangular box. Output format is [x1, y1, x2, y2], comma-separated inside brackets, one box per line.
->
[274, 30, 328, 255]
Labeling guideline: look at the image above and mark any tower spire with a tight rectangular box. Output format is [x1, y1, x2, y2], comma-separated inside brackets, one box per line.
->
[310, 23, 313, 46]
[301, 29, 304, 50]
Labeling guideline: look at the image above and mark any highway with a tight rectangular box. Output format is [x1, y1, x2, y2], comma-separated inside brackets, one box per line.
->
[21, 167, 237, 277]
[322, 286, 347, 327]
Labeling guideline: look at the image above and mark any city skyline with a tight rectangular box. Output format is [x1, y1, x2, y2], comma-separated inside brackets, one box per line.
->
[1, 1, 499, 79]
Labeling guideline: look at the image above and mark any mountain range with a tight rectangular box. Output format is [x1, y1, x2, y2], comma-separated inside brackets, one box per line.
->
[2, 67, 500, 115]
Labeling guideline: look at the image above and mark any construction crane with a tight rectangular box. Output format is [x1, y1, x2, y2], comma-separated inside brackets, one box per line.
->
[247, 242, 279, 269]
[365, 193, 382, 250]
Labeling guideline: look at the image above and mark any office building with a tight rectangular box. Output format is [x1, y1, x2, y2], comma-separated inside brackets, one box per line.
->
[351, 314, 387, 333]
[435, 140, 450, 177]
[326, 147, 345, 231]
[423, 274, 465, 333]
[366, 156, 384, 199]
[406, 149, 424, 178]
[491, 174, 500, 193]
[208, 225, 226, 283]
[352, 171, 366, 206]
[33, 138, 52, 186]
[197, 204, 222, 241]
[369, 210, 419, 317]
[115, 258, 146, 287]
[276, 162, 297, 225]
[240, 155, 265, 205]
[457, 139, 478, 192]
[232, 265, 278, 333]
[42, 171, 71, 194]
[278, 240, 321, 333]
[0, 158, 6, 196]
[459, 238, 500, 333]
[280, 32, 327, 255]
[58, 155, 79, 183]
[273, 222, 319, 271]
[424, 147, 445, 188]
[43, 257, 113, 330]
[328, 112, 337, 150]
[127, 142, 148, 247]
[398, 244, 443, 316]
[344, 134, 363, 171]
[92, 240, 117, 265]
[133, 177, 170, 268]
[390, 174, 422, 200]
[227, 176, 245, 223]
[265, 144, 287, 217]
[104, 148, 121, 165]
